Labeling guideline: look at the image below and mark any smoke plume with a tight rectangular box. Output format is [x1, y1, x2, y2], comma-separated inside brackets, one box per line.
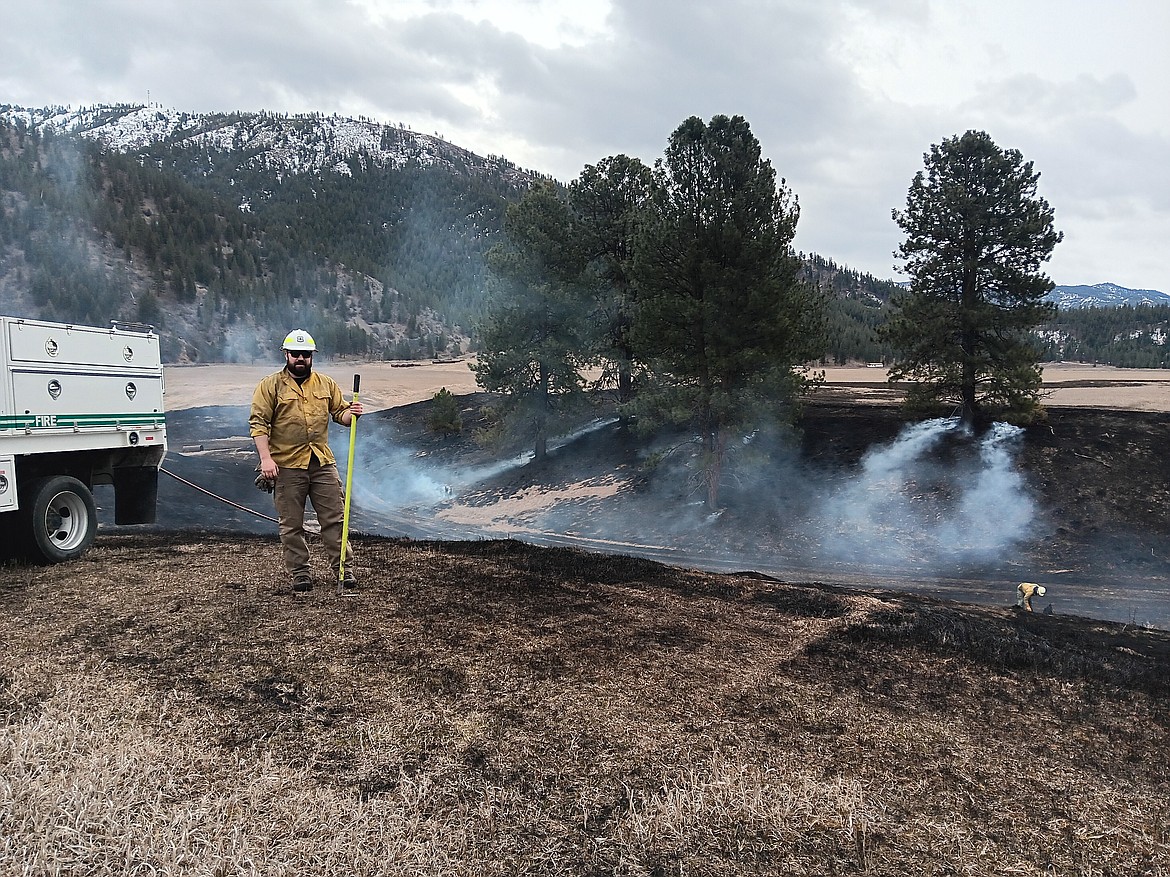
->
[343, 411, 1037, 581]
[811, 418, 1035, 571]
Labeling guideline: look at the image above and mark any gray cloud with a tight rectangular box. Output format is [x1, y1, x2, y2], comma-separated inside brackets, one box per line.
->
[968, 72, 1137, 120]
[0, 0, 1165, 290]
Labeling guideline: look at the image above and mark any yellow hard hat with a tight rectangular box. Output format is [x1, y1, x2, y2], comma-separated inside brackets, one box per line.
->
[282, 329, 316, 352]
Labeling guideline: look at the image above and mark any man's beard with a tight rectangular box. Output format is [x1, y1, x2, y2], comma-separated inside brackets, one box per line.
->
[287, 359, 312, 378]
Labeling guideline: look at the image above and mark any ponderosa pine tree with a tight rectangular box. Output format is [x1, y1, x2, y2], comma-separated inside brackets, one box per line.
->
[631, 115, 824, 510]
[884, 130, 1061, 424]
[473, 183, 591, 460]
[568, 155, 653, 407]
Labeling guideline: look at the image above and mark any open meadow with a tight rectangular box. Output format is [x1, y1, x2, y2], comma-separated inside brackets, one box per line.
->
[162, 359, 1170, 413]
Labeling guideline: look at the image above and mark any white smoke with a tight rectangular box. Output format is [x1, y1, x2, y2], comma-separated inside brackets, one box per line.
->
[347, 417, 622, 517]
[350, 445, 454, 508]
[340, 411, 1037, 577]
[936, 421, 1035, 557]
[222, 321, 269, 363]
[812, 418, 1035, 570]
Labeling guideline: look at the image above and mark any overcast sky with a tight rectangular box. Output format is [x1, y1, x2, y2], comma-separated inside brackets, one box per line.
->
[2, 0, 1167, 290]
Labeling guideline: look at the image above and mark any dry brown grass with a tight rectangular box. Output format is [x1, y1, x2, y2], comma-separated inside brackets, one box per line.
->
[2, 533, 1169, 875]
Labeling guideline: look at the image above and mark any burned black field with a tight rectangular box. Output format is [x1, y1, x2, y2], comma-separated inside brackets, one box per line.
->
[5, 390, 1169, 874]
[147, 390, 1170, 627]
[159, 388, 1169, 626]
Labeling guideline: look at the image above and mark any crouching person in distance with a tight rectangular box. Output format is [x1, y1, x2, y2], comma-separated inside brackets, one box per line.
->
[1016, 582, 1046, 613]
[250, 329, 362, 593]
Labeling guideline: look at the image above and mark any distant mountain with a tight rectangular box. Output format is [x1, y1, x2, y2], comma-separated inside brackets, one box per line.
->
[0, 103, 542, 361]
[0, 102, 900, 364]
[3, 104, 538, 186]
[1048, 283, 1170, 309]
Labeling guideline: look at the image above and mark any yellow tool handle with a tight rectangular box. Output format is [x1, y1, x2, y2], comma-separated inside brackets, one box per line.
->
[339, 375, 360, 585]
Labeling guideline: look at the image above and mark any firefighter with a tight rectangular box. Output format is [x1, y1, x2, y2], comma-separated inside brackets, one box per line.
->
[250, 329, 363, 593]
[1016, 582, 1046, 612]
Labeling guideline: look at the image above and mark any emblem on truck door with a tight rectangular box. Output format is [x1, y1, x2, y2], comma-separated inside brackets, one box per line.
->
[46, 338, 59, 356]
[47, 379, 62, 399]
[123, 346, 134, 362]
[125, 382, 137, 400]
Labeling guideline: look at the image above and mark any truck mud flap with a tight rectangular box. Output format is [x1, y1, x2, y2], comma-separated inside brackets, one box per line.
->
[113, 466, 159, 525]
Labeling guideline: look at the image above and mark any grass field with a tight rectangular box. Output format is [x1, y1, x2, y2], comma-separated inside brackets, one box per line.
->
[3, 533, 1169, 875]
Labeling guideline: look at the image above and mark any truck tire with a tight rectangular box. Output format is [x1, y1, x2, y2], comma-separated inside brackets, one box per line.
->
[21, 476, 98, 563]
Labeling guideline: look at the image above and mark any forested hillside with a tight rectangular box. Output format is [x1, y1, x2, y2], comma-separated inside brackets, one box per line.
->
[800, 254, 899, 364]
[0, 112, 525, 361]
[1039, 304, 1170, 367]
[0, 105, 1164, 367]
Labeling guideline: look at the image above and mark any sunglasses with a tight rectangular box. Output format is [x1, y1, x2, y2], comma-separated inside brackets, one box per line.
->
[287, 351, 313, 360]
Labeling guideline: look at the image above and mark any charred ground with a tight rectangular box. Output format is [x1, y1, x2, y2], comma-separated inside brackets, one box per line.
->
[341, 388, 1170, 626]
[146, 388, 1170, 627]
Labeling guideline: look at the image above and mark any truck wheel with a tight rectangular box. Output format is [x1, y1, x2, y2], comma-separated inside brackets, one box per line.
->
[21, 476, 98, 563]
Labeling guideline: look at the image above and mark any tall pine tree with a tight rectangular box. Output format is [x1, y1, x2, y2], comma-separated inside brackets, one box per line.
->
[569, 155, 653, 407]
[473, 183, 591, 460]
[631, 115, 824, 510]
[884, 130, 1061, 423]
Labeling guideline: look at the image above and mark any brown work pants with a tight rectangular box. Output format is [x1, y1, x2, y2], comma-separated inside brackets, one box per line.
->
[273, 457, 352, 579]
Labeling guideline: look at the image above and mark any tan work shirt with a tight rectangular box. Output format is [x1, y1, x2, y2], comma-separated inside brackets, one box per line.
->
[249, 369, 351, 469]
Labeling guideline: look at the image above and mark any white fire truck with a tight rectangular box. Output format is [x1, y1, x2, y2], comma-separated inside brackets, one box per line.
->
[0, 316, 166, 562]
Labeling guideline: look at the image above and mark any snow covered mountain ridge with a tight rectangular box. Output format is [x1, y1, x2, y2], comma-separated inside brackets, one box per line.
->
[892, 281, 1168, 308]
[1049, 283, 1170, 309]
[1, 103, 534, 184]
